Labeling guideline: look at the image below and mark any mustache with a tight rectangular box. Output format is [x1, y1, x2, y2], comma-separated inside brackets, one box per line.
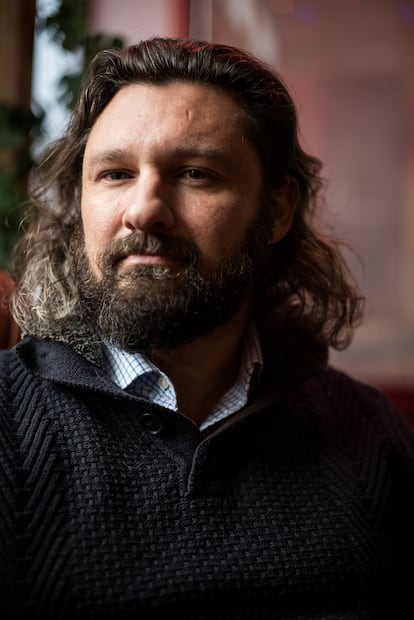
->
[100, 232, 201, 270]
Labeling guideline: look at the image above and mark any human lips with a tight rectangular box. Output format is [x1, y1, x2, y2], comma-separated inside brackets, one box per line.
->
[121, 252, 182, 267]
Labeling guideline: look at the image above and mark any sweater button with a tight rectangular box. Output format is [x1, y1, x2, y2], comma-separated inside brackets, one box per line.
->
[140, 412, 163, 435]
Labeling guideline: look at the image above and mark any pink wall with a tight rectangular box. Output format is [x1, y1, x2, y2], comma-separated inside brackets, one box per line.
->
[88, 0, 190, 42]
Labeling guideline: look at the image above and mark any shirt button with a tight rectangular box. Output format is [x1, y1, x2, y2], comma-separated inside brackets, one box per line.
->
[140, 412, 163, 435]
[158, 376, 169, 390]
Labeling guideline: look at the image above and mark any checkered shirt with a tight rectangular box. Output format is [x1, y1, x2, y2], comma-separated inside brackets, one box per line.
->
[104, 324, 263, 430]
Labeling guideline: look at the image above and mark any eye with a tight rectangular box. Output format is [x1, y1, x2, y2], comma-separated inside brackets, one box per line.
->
[180, 168, 217, 183]
[184, 168, 208, 180]
[101, 170, 133, 181]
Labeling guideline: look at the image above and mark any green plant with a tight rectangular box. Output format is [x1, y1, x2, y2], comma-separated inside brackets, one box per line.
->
[0, 0, 124, 270]
[0, 103, 43, 268]
[44, 0, 124, 109]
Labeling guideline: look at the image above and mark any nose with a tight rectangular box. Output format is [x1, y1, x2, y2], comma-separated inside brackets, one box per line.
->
[122, 169, 175, 234]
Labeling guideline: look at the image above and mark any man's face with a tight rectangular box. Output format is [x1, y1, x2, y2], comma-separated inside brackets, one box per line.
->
[78, 81, 271, 350]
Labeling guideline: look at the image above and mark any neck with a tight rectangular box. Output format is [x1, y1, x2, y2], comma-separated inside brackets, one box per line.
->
[149, 300, 253, 426]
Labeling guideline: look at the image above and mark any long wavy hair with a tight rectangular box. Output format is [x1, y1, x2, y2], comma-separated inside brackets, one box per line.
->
[12, 36, 363, 349]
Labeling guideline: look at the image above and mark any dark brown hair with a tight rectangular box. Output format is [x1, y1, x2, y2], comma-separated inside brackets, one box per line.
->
[12, 37, 363, 348]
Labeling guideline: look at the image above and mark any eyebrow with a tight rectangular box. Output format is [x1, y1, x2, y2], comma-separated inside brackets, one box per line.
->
[172, 146, 240, 173]
[172, 146, 233, 163]
[85, 148, 131, 169]
[84, 145, 236, 171]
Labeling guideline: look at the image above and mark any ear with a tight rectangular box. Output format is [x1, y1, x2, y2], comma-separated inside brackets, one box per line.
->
[269, 176, 298, 244]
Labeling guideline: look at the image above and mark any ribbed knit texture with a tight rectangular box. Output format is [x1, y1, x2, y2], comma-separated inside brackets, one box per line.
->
[1, 338, 413, 619]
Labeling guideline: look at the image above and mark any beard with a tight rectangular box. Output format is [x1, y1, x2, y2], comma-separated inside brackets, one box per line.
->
[73, 218, 272, 353]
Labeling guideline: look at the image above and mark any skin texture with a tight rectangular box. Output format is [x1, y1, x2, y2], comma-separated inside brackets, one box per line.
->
[82, 82, 265, 278]
[81, 81, 295, 423]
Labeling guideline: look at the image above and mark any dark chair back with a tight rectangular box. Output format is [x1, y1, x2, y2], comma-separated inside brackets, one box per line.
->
[0, 271, 20, 348]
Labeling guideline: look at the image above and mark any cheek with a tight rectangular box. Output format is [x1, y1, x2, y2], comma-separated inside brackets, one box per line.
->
[190, 211, 251, 264]
[204, 200, 258, 244]
[81, 195, 117, 261]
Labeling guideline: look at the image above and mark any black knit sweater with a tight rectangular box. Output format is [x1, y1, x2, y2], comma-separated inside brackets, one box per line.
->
[0, 336, 413, 619]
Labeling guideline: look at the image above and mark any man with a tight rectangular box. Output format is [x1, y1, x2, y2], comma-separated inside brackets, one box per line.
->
[1, 37, 413, 619]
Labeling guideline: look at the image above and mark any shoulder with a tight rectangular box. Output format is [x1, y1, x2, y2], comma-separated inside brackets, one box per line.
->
[0, 338, 63, 428]
[318, 366, 408, 421]
[0, 345, 25, 393]
[299, 366, 414, 459]
[286, 367, 414, 537]
[0, 345, 18, 369]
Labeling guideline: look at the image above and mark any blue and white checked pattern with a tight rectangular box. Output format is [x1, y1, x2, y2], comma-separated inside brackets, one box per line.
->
[104, 324, 263, 430]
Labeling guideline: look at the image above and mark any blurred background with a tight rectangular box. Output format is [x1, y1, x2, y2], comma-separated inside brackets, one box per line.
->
[0, 0, 413, 413]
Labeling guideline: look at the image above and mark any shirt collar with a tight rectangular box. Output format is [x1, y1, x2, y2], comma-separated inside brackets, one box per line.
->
[103, 323, 263, 428]
[104, 343, 159, 390]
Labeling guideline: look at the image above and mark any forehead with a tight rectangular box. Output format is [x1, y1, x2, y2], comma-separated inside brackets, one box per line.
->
[84, 81, 252, 157]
